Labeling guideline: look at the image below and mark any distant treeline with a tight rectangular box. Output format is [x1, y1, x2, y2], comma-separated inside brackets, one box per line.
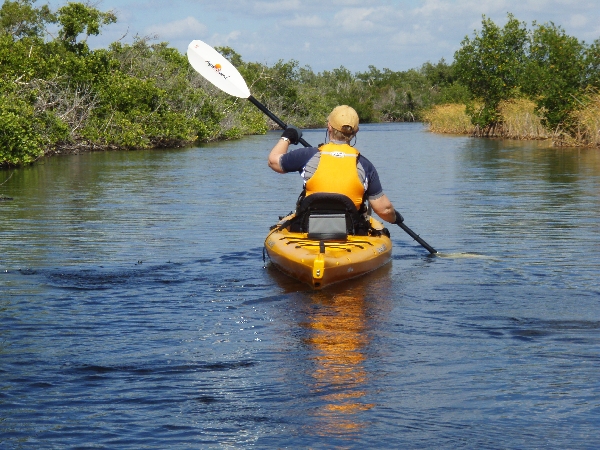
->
[1, 2, 599, 167]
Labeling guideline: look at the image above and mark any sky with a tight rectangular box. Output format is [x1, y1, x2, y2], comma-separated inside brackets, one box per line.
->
[73, 0, 600, 73]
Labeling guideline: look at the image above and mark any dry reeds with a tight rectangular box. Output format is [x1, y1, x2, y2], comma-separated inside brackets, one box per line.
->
[422, 104, 475, 134]
[425, 98, 554, 140]
[498, 98, 550, 140]
[571, 93, 600, 147]
[425, 97, 600, 147]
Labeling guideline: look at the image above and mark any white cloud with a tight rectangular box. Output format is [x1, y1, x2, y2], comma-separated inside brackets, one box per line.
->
[334, 8, 377, 32]
[191, 0, 388, 23]
[189, 0, 378, 15]
[330, 6, 405, 34]
[392, 26, 435, 47]
[146, 16, 207, 40]
[209, 30, 243, 47]
[415, 0, 453, 16]
[331, 0, 374, 5]
[521, 0, 550, 10]
[252, 0, 301, 15]
[282, 14, 326, 28]
[567, 14, 588, 29]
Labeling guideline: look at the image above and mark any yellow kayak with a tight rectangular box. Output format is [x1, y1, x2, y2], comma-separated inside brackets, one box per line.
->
[264, 213, 392, 289]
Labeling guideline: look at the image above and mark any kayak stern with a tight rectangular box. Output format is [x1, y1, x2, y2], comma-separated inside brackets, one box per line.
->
[265, 216, 392, 289]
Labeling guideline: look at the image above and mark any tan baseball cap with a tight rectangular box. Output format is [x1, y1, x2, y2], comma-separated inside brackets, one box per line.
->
[328, 105, 359, 134]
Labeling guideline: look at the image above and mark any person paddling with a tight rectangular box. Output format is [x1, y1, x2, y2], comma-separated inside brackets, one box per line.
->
[187, 39, 436, 253]
[267, 105, 404, 227]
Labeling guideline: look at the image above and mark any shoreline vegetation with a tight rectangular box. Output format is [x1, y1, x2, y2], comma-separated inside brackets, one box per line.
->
[425, 13, 600, 147]
[424, 95, 600, 146]
[1, 2, 599, 168]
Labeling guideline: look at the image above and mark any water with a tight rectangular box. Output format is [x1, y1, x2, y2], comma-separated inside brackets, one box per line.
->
[1, 123, 599, 448]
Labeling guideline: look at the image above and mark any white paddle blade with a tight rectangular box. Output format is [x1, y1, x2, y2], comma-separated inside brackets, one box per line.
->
[187, 40, 251, 98]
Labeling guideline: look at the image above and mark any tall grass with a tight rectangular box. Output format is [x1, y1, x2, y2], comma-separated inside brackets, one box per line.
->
[425, 97, 600, 147]
[422, 104, 475, 134]
[424, 98, 552, 140]
[498, 99, 550, 139]
[571, 93, 600, 147]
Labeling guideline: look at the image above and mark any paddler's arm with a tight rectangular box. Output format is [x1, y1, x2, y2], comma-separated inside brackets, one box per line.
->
[362, 161, 400, 224]
[269, 126, 303, 173]
[268, 137, 290, 173]
[370, 194, 399, 223]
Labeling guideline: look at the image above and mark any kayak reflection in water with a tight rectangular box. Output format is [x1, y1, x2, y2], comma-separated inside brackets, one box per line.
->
[301, 288, 374, 437]
[267, 105, 405, 227]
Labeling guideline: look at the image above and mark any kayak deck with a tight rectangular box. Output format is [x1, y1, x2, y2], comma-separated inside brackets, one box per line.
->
[264, 215, 392, 289]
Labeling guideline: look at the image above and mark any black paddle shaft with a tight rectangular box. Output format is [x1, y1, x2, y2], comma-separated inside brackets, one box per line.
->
[248, 95, 311, 147]
[397, 222, 437, 254]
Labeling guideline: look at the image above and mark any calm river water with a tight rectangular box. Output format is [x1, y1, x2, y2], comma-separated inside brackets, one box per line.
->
[1, 123, 599, 448]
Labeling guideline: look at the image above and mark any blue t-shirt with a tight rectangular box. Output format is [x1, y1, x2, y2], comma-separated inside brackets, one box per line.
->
[279, 146, 385, 201]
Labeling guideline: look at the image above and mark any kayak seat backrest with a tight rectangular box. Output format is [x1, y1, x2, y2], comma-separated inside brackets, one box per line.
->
[290, 193, 368, 238]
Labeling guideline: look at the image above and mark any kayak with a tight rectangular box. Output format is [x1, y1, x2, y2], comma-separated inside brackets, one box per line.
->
[264, 213, 392, 289]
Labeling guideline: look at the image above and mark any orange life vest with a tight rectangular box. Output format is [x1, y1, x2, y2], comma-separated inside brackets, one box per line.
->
[304, 143, 365, 209]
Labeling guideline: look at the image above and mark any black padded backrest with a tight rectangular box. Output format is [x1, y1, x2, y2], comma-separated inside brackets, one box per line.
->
[297, 193, 358, 215]
[293, 193, 360, 236]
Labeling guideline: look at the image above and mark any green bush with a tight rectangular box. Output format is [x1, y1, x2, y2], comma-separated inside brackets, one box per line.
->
[454, 14, 529, 128]
[523, 22, 587, 129]
[0, 95, 43, 165]
[453, 13, 596, 132]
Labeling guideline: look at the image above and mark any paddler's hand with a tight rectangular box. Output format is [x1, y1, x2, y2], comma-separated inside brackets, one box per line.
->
[281, 126, 302, 145]
[393, 210, 404, 225]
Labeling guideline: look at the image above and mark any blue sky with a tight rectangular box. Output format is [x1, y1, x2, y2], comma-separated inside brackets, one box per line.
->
[77, 0, 600, 73]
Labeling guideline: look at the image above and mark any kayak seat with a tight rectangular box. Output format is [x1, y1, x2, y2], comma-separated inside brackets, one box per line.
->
[289, 193, 370, 239]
